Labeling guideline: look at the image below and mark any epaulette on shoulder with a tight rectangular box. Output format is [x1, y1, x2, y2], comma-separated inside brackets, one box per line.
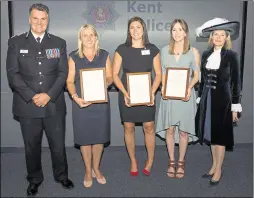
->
[10, 32, 27, 39]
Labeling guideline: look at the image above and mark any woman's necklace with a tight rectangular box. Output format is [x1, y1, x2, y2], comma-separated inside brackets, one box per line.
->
[174, 51, 182, 55]
[174, 45, 183, 55]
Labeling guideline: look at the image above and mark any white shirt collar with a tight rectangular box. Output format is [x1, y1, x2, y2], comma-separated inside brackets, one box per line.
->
[31, 31, 45, 43]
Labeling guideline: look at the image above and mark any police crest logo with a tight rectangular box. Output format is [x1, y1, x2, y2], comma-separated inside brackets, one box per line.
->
[45, 48, 60, 59]
[83, 1, 119, 31]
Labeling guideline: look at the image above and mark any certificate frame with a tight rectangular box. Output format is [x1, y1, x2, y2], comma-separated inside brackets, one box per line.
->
[126, 72, 152, 106]
[79, 67, 108, 103]
[163, 67, 190, 100]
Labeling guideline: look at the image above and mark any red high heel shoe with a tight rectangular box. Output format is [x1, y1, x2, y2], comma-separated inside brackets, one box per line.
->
[143, 168, 150, 176]
[130, 170, 139, 176]
[143, 161, 152, 176]
[130, 160, 138, 176]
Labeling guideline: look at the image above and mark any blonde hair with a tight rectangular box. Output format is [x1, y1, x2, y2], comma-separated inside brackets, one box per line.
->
[77, 24, 100, 58]
[208, 30, 232, 50]
[169, 19, 190, 55]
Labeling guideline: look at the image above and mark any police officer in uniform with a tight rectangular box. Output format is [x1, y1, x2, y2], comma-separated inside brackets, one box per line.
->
[6, 4, 74, 196]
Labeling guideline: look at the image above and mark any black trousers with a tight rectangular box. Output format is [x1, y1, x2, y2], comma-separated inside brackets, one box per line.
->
[19, 112, 68, 184]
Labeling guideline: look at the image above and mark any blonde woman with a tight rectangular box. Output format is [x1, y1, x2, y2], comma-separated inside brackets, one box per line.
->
[155, 19, 200, 179]
[195, 18, 242, 185]
[66, 24, 113, 187]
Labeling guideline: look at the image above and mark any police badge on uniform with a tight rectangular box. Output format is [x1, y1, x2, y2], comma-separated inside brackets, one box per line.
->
[45, 48, 60, 59]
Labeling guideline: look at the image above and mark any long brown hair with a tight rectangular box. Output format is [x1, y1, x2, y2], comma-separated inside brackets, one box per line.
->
[168, 19, 190, 54]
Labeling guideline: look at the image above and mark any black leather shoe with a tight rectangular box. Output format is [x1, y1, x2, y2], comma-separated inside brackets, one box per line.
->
[209, 179, 220, 186]
[27, 183, 40, 196]
[202, 173, 214, 179]
[55, 178, 74, 189]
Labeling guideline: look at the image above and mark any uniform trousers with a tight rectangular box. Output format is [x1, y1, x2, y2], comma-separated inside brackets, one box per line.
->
[19, 112, 68, 184]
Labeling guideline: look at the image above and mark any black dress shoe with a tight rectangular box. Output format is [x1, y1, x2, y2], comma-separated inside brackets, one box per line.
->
[55, 178, 74, 189]
[209, 179, 220, 186]
[27, 183, 40, 196]
[202, 173, 214, 179]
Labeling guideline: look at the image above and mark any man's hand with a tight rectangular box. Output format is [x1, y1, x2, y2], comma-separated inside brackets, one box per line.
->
[33, 93, 51, 107]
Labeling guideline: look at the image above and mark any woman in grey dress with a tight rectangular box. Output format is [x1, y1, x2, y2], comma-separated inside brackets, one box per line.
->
[155, 19, 200, 178]
[113, 17, 162, 176]
[66, 24, 113, 187]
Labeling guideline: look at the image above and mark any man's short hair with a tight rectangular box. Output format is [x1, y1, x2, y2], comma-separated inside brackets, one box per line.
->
[29, 3, 49, 15]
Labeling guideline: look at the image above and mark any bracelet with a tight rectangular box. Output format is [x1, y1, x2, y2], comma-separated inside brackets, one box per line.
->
[71, 94, 78, 99]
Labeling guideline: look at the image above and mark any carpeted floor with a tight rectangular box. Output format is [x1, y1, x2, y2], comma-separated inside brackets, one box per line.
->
[1, 144, 253, 197]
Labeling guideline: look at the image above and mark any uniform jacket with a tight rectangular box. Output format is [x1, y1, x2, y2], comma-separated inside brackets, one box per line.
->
[195, 47, 241, 149]
[6, 31, 68, 118]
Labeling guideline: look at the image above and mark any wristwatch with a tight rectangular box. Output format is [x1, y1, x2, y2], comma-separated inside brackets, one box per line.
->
[71, 94, 78, 99]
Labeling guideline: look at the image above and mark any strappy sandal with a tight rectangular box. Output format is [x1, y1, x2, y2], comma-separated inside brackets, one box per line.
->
[176, 161, 185, 179]
[167, 160, 175, 178]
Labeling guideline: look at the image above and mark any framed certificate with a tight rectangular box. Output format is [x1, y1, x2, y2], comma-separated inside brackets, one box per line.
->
[80, 67, 108, 103]
[126, 72, 152, 106]
[163, 67, 190, 100]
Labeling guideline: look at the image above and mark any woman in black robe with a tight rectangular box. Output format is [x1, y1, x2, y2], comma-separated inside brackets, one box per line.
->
[195, 18, 242, 185]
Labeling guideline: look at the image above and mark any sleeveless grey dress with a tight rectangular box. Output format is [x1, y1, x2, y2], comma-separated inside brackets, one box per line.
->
[69, 49, 110, 146]
[155, 46, 198, 143]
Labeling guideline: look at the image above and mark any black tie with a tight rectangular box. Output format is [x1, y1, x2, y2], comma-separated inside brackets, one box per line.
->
[36, 37, 41, 43]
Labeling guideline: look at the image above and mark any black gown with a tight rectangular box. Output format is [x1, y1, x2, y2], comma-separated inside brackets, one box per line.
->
[195, 47, 241, 150]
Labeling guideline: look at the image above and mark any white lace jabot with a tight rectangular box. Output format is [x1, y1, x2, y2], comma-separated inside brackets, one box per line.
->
[205, 48, 221, 69]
